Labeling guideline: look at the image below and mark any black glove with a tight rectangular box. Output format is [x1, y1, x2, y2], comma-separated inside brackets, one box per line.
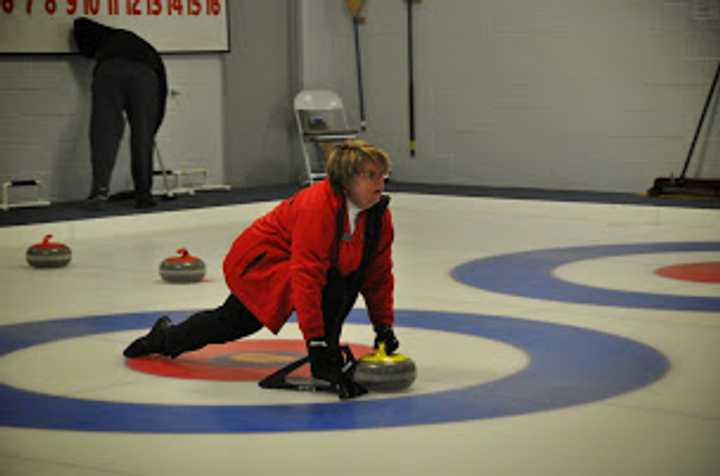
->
[307, 338, 368, 400]
[373, 325, 399, 354]
[307, 338, 343, 385]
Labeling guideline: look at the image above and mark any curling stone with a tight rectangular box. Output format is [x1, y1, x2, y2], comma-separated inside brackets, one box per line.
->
[353, 343, 416, 392]
[26, 234, 72, 268]
[159, 248, 206, 283]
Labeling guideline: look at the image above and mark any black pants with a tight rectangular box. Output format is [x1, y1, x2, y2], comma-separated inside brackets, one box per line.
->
[164, 294, 263, 358]
[90, 58, 160, 198]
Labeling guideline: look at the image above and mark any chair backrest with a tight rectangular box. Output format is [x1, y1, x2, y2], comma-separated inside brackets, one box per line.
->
[292, 89, 358, 184]
[294, 89, 352, 132]
[294, 89, 346, 112]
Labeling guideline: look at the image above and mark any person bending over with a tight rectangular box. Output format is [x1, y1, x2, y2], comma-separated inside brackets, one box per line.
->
[73, 17, 167, 209]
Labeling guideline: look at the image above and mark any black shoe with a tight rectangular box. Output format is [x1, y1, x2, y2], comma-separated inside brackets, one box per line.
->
[84, 189, 109, 211]
[135, 195, 157, 209]
[88, 186, 109, 200]
[123, 316, 172, 358]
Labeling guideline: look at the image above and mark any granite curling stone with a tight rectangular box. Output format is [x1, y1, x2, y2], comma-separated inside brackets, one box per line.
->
[159, 248, 206, 283]
[353, 343, 417, 392]
[26, 234, 72, 268]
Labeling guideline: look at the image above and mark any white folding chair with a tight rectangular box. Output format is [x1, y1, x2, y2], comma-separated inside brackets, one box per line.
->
[294, 90, 360, 185]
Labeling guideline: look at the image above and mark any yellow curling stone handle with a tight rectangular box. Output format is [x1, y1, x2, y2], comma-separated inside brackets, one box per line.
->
[359, 342, 410, 364]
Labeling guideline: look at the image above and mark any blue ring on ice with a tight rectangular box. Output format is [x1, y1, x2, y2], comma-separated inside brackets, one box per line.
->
[0, 309, 668, 433]
[452, 242, 720, 311]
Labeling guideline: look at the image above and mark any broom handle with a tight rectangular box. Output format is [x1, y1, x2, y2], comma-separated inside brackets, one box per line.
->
[407, 0, 416, 156]
[346, 1, 368, 131]
[353, 18, 367, 131]
[681, 61, 720, 179]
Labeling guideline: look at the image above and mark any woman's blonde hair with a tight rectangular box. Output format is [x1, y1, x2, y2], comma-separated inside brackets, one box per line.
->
[326, 139, 391, 190]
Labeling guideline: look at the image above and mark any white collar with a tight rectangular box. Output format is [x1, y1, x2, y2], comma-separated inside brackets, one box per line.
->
[346, 198, 362, 235]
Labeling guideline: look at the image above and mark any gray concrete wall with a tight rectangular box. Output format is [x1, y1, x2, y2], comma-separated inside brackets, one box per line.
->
[299, 0, 720, 193]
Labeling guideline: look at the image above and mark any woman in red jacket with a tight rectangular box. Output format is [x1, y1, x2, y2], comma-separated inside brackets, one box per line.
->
[124, 140, 399, 397]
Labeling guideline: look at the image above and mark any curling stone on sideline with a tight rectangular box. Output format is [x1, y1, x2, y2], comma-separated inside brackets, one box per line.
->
[353, 343, 417, 392]
[26, 234, 72, 268]
[159, 248, 206, 283]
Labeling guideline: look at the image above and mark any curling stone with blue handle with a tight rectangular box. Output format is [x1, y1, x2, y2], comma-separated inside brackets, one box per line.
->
[159, 248, 206, 283]
[26, 234, 72, 268]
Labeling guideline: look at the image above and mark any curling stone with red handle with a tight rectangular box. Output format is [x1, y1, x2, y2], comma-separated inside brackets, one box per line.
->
[159, 248, 206, 283]
[26, 234, 72, 268]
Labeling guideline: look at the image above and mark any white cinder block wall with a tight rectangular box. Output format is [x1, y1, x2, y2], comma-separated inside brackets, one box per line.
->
[223, 0, 300, 188]
[0, 1, 297, 203]
[2, 1, 719, 202]
[0, 54, 224, 202]
[300, 0, 720, 193]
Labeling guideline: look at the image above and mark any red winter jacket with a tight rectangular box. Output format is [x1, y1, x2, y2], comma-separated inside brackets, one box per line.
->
[223, 179, 394, 340]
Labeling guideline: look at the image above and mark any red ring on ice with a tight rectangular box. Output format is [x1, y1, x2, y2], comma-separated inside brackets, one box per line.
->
[655, 261, 720, 284]
[126, 339, 374, 381]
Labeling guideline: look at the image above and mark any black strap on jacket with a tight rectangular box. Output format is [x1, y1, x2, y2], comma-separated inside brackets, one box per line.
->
[322, 195, 390, 346]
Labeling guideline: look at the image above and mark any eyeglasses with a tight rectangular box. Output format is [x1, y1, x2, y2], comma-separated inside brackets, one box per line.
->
[356, 170, 388, 182]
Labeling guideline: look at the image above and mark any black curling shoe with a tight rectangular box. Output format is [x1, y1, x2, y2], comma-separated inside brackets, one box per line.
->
[134, 193, 157, 209]
[123, 316, 172, 358]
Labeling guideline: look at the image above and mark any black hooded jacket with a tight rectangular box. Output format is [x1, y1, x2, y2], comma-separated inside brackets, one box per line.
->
[73, 18, 167, 132]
